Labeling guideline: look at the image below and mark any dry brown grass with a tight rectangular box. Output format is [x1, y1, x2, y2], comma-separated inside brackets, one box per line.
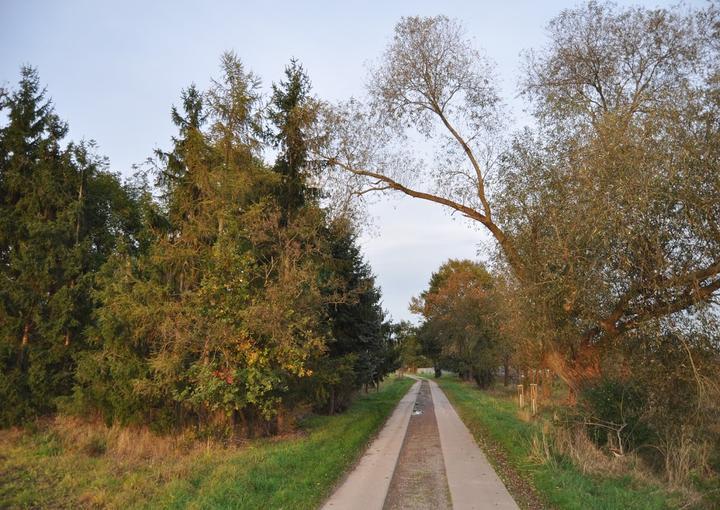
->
[549, 424, 637, 477]
[0, 415, 244, 509]
[535, 422, 707, 507]
[0, 377, 414, 510]
[49, 415, 215, 464]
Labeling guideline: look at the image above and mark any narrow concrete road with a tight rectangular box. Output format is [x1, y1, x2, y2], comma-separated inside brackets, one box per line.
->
[384, 380, 451, 509]
[321, 378, 519, 510]
[430, 379, 518, 510]
[322, 381, 421, 510]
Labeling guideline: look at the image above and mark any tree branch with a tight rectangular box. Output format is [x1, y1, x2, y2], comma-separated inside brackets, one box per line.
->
[616, 277, 720, 334]
[598, 259, 720, 336]
[431, 103, 494, 220]
[328, 158, 528, 282]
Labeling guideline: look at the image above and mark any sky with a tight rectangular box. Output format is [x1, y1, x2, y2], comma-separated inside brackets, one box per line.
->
[0, 0, 701, 322]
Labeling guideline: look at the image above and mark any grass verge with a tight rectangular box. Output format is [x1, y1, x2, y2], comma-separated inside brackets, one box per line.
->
[0, 376, 413, 509]
[436, 376, 686, 510]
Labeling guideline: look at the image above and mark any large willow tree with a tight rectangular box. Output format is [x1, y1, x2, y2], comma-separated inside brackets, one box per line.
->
[315, 3, 720, 394]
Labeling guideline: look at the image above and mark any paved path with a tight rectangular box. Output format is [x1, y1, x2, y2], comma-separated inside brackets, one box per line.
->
[322, 381, 421, 510]
[322, 378, 519, 510]
[430, 379, 518, 510]
[384, 380, 451, 509]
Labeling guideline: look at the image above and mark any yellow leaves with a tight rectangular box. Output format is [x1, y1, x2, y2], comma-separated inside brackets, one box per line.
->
[246, 350, 259, 366]
[295, 367, 313, 378]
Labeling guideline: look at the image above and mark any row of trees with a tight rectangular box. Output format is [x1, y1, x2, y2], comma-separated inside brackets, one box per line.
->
[407, 259, 510, 388]
[321, 2, 719, 487]
[0, 58, 398, 434]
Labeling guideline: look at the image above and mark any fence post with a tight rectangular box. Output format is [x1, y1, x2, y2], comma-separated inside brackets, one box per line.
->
[530, 383, 538, 416]
[517, 384, 524, 408]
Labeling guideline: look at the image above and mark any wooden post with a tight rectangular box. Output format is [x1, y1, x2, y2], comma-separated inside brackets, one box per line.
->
[530, 383, 538, 416]
[517, 384, 524, 408]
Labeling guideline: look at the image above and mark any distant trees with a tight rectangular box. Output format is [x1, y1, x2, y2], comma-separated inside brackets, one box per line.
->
[395, 321, 430, 373]
[411, 260, 509, 388]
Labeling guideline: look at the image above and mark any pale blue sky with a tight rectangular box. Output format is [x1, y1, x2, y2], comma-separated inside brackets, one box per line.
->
[1, 0, 700, 322]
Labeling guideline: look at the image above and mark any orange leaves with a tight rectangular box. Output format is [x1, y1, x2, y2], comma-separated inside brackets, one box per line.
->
[212, 369, 235, 385]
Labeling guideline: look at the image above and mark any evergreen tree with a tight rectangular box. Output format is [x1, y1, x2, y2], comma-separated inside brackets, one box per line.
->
[267, 59, 315, 219]
[3, 57, 399, 436]
[74, 56, 261, 430]
[265, 61, 398, 413]
[308, 221, 398, 413]
[77, 55, 332, 436]
[0, 67, 138, 425]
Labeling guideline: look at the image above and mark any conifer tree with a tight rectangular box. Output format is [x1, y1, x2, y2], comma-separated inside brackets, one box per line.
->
[268, 59, 315, 219]
[80, 55, 332, 435]
[266, 61, 397, 413]
[0, 67, 138, 425]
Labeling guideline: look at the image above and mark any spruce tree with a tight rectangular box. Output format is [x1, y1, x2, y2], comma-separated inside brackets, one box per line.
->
[268, 59, 315, 220]
[0, 67, 138, 425]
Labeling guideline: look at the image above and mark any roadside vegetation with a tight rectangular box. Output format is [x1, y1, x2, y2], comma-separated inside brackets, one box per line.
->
[404, 255, 719, 505]
[0, 376, 412, 509]
[385, 2, 720, 503]
[1, 57, 399, 436]
[436, 376, 717, 510]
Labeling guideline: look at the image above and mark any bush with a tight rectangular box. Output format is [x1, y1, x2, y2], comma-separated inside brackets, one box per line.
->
[578, 378, 651, 455]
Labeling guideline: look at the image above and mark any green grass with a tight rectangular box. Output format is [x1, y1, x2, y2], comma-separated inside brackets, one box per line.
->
[0, 376, 413, 509]
[436, 376, 684, 510]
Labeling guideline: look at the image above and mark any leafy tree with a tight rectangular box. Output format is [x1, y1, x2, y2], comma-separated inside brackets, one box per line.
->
[0, 67, 139, 425]
[318, 5, 720, 483]
[317, 4, 720, 397]
[396, 321, 430, 372]
[308, 220, 396, 413]
[497, 2, 720, 395]
[412, 259, 506, 388]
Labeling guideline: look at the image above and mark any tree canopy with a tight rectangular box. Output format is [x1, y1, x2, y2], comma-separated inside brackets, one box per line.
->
[1, 58, 397, 435]
[315, 2, 720, 393]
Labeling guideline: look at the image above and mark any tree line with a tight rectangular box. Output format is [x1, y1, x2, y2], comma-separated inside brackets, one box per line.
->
[0, 57, 398, 436]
